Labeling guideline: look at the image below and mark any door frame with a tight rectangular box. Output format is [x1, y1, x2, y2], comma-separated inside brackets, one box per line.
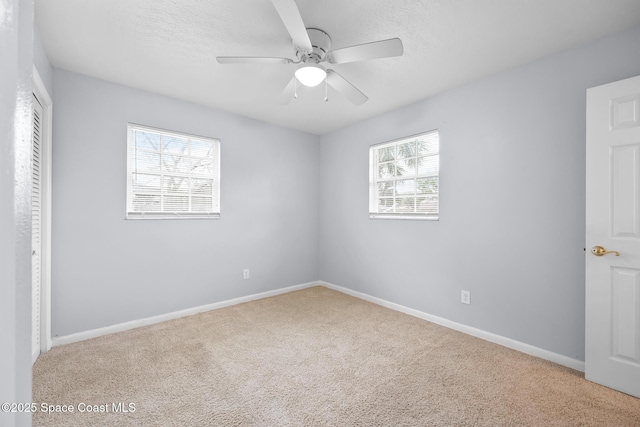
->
[32, 66, 52, 356]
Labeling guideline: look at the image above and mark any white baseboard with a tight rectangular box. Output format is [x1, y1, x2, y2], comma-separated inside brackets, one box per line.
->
[319, 281, 585, 372]
[52, 279, 585, 373]
[52, 281, 319, 347]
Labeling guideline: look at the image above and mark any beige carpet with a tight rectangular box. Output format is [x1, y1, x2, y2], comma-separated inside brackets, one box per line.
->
[33, 286, 640, 426]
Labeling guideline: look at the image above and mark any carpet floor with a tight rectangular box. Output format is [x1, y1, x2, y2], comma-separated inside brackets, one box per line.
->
[33, 286, 640, 426]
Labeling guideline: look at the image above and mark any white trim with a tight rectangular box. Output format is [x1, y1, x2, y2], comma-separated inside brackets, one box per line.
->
[369, 214, 439, 221]
[32, 66, 53, 356]
[319, 281, 585, 372]
[52, 281, 319, 347]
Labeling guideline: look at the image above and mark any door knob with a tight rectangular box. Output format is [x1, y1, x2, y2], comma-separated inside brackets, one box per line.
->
[591, 245, 620, 256]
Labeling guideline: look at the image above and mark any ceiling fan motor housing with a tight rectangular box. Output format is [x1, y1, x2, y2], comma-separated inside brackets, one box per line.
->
[296, 28, 332, 64]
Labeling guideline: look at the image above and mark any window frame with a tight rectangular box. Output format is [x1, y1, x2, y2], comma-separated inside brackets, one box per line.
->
[369, 130, 440, 221]
[125, 123, 221, 220]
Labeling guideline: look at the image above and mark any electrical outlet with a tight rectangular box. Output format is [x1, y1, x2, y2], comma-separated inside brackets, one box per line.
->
[461, 290, 471, 305]
[243, 269, 250, 279]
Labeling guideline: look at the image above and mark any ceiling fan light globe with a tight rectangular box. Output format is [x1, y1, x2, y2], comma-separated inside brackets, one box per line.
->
[295, 65, 327, 87]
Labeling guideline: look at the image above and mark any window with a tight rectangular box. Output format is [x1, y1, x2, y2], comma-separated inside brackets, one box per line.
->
[126, 124, 220, 219]
[369, 130, 439, 220]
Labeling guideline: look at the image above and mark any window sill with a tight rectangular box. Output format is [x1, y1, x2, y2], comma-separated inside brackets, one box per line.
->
[126, 214, 220, 220]
[369, 214, 438, 221]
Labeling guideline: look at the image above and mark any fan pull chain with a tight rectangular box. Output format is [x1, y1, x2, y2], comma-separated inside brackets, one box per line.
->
[324, 78, 328, 102]
[294, 78, 298, 99]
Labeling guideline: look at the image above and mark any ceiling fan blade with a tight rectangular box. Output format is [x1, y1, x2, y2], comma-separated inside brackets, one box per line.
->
[276, 77, 297, 105]
[326, 70, 368, 105]
[328, 38, 403, 64]
[271, 0, 312, 53]
[217, 56, 292, 64]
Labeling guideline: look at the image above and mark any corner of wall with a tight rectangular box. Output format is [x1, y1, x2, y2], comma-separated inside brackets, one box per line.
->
[33, 25, 54, 97]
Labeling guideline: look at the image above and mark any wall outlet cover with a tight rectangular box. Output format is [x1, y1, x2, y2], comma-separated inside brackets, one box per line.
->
[461, 290, 471, 305]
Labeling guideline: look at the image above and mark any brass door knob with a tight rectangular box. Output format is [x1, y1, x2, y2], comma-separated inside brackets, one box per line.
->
[591, 245, 620, 256]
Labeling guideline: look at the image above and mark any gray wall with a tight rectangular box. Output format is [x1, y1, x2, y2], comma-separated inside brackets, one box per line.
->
[52, 69, 320, 337]
[319, 25, 640, 361]
[33, 26, 53, 96]
[0, 0, 34, 426]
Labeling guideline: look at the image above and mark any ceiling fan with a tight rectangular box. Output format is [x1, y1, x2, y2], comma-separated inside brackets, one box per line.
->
[216, 0, 404, 105]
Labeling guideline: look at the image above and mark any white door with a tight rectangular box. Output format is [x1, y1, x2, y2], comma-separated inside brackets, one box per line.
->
[586, 75, 640, 397]
[32, 93, 43, 364]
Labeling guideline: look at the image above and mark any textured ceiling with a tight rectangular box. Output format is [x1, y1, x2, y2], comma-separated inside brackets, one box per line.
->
[35, 0, 640, 135]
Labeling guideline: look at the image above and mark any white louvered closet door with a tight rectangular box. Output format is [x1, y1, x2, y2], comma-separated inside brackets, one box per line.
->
[32, 93, 43, 364]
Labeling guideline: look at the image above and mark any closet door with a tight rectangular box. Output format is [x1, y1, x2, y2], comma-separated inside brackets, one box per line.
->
[32, 93, 43, 364]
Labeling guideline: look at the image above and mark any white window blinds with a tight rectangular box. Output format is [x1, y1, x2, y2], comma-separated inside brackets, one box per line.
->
[126, 124, 220, 219]
[369, 130, 439, 220]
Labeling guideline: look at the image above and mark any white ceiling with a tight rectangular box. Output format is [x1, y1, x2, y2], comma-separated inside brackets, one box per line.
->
[35, 0, 640, 135]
